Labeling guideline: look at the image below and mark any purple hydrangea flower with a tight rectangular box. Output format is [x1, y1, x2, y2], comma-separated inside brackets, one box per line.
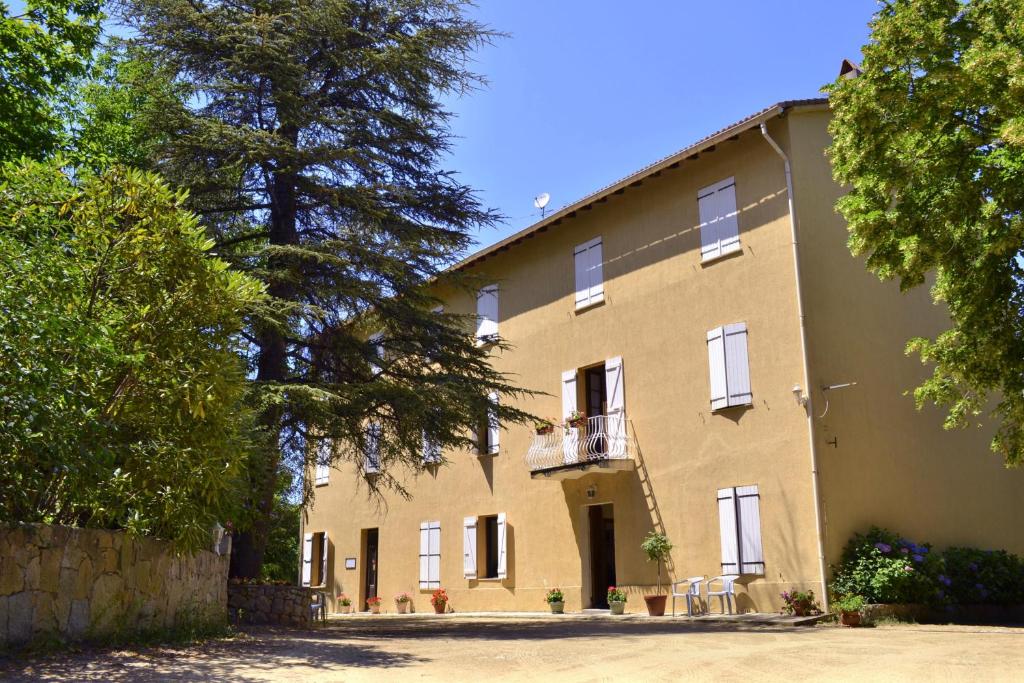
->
[900, 547, 910, 554]
[968, 562, 978, 572]
[938, 574, 953, 587]
[912, 554, 924, 563]
[875, 542, 892, 554]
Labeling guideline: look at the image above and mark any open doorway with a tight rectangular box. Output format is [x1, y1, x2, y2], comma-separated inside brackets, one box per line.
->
[362, 528, 379, 611]
[588, 504, 616, 608]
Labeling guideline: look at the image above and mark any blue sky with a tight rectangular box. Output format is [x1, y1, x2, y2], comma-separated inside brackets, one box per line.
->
[444, 1, 880, 250]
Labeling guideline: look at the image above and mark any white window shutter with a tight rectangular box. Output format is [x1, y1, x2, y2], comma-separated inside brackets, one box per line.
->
[737, 485, 764, 574]
[463, 516, 478, 579]
[574, 244, 590, 307]
[724, 322, 752, 406]
[419, 522, 430, 589]
[320, 532, 329, 586]
[561, 370, 578, 419]
[428, 522, 441, 587]
[476, 285, 499, 341]
[589, 240, 604, 303]
[496, 512, 508, 579]
[301, 532, 313, 586]
[487, 391, 500, 455]
[604, 357, 626, 457]
[717, 488, 739, 573]
[699, 189, 721, 261]
[717, 182, 740, 256]
[707, 326, 728, 410]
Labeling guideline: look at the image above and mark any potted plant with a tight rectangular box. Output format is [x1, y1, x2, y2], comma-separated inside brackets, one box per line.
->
[337, 593, 352, 614]
[395, 592, 411, 614]
[546, 588, 565, 614]
[565, 410, 587, 430]
[640, 531, 674, 616]
[535, 418, 557, 435]
[780, 589, 819, 617]
[431, 588, 449, 614]
[607, 586, 627, 615]
[834, 594, 865, 627]
[366, 595, 382, 614]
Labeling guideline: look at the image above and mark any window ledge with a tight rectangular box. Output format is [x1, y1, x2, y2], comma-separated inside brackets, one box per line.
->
[700, 246, 743, 267]
[711, 401, 753, 414]
[574, 297, 606, 314]
[314, 482, 329, 487]
[475, 577, 503, 583]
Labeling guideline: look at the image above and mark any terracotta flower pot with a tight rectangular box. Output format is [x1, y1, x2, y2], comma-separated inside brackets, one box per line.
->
[609, 601, 625, 615]
[369, 604, 381, 614]
[840, 611, 862, 627]
[644, 595, 667, 617]
[433, 602, 447, 614]
[549, 601, 564, 614]
[396, 601, 409, 614]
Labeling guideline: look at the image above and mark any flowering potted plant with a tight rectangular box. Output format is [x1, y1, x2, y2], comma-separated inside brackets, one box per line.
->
[780, 589, 819, 617]
[366, 595, 383, 614]
[565, 410, 587, 430]
[394, 592, 412, 614]
[337, 593, 352, 614]
[431, 588, 449, 614]
[546, 588, 565, 614]
[833, 594, 864, 627]
[607, 586, 627, 615]
[534, 418, 557, 435]
[640, 531, 673, 616]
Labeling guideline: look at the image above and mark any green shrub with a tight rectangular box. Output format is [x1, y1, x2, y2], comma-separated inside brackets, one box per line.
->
[940, 547, 1024, 605]
[831, 527, 1024, 607]
[830, 527, 941, 604]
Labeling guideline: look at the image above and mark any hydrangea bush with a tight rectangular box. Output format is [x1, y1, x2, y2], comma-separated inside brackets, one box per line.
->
[831, 527, 1024, 606]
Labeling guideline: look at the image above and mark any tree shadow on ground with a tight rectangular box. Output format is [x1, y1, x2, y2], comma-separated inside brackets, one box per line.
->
[0, 630, 427, 682]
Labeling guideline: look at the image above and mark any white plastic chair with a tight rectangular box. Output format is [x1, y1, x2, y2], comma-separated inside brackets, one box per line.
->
[706, 575, 740, 614]
[671, 576, 706, 616]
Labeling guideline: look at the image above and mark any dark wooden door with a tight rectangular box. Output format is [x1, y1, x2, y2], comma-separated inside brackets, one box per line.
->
[589, 504, 616, 608]
[364, 529, 379, 610]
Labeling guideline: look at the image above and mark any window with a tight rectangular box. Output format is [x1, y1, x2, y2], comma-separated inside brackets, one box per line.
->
[574, 237, 604, 309]
[717, 486, 764, 575]
[706, 322, 752, 410]
[698, 177, 740, 262]
[314, 439, 331, 486]
[364, 423, 381, 474]
[422, 431, 441, 464]
[302, 531, 329, 587]
[368, 331, 385, 375]
[419, 521, 441, 589]
[463, 513, 507, 580]
[476, 392, 499, 456]
[475, 285, 499, 343]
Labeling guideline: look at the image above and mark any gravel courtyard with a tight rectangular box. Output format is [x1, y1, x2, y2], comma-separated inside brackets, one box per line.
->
[3, 615, 1023, 682]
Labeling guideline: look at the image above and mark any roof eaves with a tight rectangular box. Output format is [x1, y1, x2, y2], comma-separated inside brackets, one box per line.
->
[452, 97, 827, 272]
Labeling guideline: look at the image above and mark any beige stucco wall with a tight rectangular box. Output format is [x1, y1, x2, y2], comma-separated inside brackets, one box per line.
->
[786, 108, 1024, 564]
[306, 117, 827, 615]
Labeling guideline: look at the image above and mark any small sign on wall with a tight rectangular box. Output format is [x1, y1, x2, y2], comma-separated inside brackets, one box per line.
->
[345, 557, 357, 570]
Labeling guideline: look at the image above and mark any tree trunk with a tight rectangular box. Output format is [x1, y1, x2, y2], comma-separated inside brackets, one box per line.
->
[229, 148, 299, 580]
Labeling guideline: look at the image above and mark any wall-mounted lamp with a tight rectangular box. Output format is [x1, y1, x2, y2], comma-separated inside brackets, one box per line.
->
[586, 485, 597, 499]
[792, 384, 808, 407]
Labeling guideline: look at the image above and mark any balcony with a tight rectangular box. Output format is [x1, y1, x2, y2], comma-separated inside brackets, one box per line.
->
[525, 414, 634, 480]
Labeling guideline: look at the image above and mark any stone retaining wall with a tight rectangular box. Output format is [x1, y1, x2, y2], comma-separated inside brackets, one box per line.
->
[227, 584, 315, 627]
[0, 524, 229, 648]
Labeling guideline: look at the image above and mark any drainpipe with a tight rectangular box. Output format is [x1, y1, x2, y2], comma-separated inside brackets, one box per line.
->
[760, 120, 830, 614]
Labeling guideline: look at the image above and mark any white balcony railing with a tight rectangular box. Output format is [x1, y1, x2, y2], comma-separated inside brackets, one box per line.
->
[525, 413, 630, 473]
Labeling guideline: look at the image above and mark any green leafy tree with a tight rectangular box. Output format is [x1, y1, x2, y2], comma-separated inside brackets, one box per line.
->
[259, 470, 301, 583]
[0, 159, 265, 551]
[0, 0, 102, 160]
[827, 0, 1024, 465]
[119, 0, 535, 578]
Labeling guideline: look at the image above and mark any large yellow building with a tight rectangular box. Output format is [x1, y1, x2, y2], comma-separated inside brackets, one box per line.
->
[301, 99, 1024, 615]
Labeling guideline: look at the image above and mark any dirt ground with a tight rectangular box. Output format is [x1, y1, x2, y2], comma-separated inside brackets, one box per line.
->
[2, 615, 1022, 682]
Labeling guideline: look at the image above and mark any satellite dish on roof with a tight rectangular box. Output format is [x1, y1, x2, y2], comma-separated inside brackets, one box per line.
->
[534, 192, 551, 218]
